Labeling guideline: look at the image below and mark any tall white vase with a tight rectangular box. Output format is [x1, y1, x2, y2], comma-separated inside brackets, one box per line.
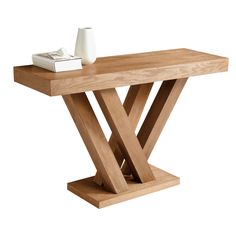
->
[74, 27, 96, 65]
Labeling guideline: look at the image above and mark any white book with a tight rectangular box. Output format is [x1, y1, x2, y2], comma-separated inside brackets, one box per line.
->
[32, 52, 82, 72]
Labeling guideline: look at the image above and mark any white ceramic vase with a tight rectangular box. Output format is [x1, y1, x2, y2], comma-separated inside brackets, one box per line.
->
[74, 27, 96, 65]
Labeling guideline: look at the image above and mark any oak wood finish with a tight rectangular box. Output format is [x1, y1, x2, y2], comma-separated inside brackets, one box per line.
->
[63, 93, 128, 193]
[122, 78, 188, 174]
[68, 165, 180, 208]
[14, 48, 228, 96]
[94, 88, 155, 183]
[140, 78, 188, 158]
[14, 48, 228, 208]
[93, 83, 153, 185]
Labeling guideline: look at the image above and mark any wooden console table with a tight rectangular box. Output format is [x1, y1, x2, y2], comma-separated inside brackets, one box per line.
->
[14, 48, 228, 208]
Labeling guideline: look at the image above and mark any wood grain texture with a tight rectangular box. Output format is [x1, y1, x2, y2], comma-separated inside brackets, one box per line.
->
[63, 93, 128, 193]
[68, 165, 180, 208]
[94, 88, 155, 183]
[14, 48, 228, 96]
[122, 78, 188, 174]
[140, 78, 188, 158]
[93, 83, 153, 185]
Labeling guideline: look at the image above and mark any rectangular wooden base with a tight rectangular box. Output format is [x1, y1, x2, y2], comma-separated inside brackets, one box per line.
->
[67, 166, 180, 208]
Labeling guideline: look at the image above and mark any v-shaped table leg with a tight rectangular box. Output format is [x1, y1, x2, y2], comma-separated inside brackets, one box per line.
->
[93, 83, 153, 185]
[122, 78, 188, 174]
[63, 93, 128, 194]
[64, 79, 187, 208]
[94, 88, 155, 183]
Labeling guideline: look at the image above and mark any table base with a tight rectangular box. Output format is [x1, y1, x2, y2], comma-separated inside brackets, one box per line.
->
[67, 165, 179, 208]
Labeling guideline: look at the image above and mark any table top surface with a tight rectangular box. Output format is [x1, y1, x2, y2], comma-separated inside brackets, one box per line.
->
[14, 48, 228, 96]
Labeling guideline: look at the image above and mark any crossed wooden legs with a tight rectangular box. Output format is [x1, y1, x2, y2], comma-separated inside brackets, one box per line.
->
[63, 78, 188, 208]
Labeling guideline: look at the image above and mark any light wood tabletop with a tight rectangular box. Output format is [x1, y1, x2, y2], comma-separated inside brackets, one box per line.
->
[14, 48, 228, 208]
[14, 48, 228, 96]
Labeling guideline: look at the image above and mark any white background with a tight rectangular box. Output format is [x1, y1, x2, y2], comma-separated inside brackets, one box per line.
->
[0, 0, 236, 235]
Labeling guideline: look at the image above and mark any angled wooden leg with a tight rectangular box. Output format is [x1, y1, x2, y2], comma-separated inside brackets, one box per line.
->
[63, 93, 128, 193]
[64, 79, 186, 206]
[122, 78, 188, 174]
[93, 83, 153, 185]
[94, 88, 155, 183]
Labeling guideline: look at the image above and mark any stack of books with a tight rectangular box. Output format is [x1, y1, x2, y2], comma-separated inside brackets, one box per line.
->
[32, 48, 82, 72]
